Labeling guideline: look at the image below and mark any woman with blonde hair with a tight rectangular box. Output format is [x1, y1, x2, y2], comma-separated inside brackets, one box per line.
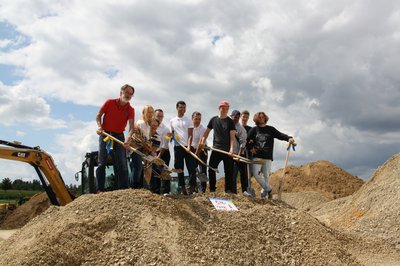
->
[130, 105, 155, 188]
[246, 112, 295, 199]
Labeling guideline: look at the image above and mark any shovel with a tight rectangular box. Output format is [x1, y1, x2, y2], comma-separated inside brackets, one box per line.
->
[277, 142, 296, 201]
[171, 135, 219, 173]
[102, 131, 182, 174]
[204, 145, 265, 165]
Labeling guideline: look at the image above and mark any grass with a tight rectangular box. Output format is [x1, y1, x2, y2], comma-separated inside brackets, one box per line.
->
[0, 199, 18, 204]
[0, 190, 41, 200]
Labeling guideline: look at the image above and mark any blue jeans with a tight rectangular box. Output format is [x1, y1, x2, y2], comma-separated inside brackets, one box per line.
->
[96, 133, 129, 192]
[251, 159, 272, 193]
[130, 152, 143, 188]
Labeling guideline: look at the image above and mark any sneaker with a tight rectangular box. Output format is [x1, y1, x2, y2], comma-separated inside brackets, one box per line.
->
[243, 191, 252, 197]
[268, 191, 273, 199]
[260, 189, 268, 199]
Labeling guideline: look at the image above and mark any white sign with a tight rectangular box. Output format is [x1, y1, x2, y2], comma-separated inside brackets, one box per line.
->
[209, 198, 238, 211]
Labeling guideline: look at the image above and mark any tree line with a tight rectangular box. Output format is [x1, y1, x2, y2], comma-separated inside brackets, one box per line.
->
[0, 177, 43, 191]
[1, 177, 80, 194]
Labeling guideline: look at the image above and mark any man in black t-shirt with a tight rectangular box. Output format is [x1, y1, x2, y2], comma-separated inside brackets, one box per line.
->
[198, 100, 236, 193]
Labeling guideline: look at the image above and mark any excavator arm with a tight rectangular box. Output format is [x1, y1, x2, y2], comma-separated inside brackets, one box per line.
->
[0, 140, 73, 206]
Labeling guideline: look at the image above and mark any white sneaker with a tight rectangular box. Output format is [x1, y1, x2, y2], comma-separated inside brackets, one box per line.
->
[260, 189, 268, 199]
[243, 191, 252, 197]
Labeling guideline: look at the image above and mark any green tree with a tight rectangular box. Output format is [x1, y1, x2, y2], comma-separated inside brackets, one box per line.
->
[1, 177, 13, 191]
[32, 179, 43, 191]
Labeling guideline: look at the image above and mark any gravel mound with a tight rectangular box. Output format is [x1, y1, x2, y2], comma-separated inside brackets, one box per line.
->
[218, 160, 363, 200]
[280, 192, 330, 211]
[0, 192, 50, 229]
[269, 160, 364, 200]
[0, 189, 361, 266]
[311, 153, 400, 248]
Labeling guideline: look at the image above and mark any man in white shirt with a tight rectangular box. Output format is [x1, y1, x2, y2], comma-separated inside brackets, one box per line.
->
[192, 111, 208, 193]
[155, 109, 171, 194]
[170, 101, 196, 195]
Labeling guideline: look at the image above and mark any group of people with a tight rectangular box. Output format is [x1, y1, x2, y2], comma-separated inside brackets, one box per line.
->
[95, 84, 295, 199]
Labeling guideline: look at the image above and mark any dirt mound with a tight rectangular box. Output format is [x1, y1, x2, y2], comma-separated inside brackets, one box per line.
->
[269, 160, 364, 200]
[280, 192, 330, 211]
[311, 153, 400, 248]
[217, 160, 363, 201]
[0, 192, 50, 229]
[0, 189, 363, 265]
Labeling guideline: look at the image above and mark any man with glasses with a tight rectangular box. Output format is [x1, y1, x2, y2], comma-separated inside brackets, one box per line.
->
[95, 84, 135, 193]
[154, 109, 172, 194]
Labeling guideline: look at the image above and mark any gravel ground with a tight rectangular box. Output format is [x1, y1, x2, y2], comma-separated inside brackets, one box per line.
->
[0, 190, 361, 266]
[1, 156, 399, 265]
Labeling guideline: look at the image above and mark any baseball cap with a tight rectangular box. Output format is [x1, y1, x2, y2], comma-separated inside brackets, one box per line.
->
[219, 100, 230, 108]
[231, 110, 241, 116]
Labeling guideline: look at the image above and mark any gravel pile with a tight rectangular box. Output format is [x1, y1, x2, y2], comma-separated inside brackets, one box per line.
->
[1, 157, 399, 265]
[311, 153, 400, 249]
[269, 160, 364, 199]
[0, 192, 50, 229]
[0, 189, 360, 266]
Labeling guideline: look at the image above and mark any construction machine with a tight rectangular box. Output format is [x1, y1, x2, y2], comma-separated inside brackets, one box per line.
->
[75, 151, 117, 194]
[0, 140, 74, 206]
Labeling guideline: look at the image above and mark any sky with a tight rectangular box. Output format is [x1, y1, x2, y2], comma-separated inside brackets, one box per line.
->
[1, 0, 399, 186]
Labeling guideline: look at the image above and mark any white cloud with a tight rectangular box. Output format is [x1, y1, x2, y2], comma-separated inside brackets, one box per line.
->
[16, 130, 25, 137]
[50, 120, 98, 185]
[1, 0, 399, 183]
[0, 84, 66, 128]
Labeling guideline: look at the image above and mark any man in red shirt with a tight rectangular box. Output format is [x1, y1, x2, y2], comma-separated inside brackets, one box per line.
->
[95, 84, 135, 192]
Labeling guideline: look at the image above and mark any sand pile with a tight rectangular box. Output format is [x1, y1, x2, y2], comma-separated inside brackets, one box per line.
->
[0, 189, 362, 266]
[311, 153, 400, 248]
[0, 192, 50, 229]
[217, 160, 363, 201]
[269, 160, 364, 199]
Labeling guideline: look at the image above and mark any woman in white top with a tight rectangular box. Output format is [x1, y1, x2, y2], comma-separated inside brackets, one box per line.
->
[130, 105, 154, 188]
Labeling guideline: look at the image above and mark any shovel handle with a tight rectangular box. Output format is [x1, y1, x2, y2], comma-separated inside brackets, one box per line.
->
[174, 137, 219, 173]
[102, 131, 169, 168]
[277, 148, 291, 200]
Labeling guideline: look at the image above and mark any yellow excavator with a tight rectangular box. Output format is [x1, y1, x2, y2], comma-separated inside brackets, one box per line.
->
[0, 140, 74, 206]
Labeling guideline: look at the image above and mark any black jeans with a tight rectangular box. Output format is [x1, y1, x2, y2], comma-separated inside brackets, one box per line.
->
[208, 151, 234, 193]
[196, 149, 208, 192]
[174, 146, 196, 188]
[150, 150, 171, 194]
[233, 160, 248, 193]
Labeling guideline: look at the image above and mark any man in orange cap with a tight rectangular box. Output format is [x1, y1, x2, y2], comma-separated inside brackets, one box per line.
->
[199, 100, 235, 193]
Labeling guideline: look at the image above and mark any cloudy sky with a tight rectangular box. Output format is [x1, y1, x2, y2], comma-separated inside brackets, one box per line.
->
[1, 0, 399, 185]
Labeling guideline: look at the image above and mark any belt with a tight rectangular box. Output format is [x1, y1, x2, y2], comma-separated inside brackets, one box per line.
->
[104, 130, 123, 135]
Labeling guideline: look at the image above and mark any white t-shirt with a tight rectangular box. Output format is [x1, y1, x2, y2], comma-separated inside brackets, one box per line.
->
[156, 122, 170, 151]
[170, 116, 194, 146]
[192, 124, 206, 149]
[136, 120, 151, 140]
